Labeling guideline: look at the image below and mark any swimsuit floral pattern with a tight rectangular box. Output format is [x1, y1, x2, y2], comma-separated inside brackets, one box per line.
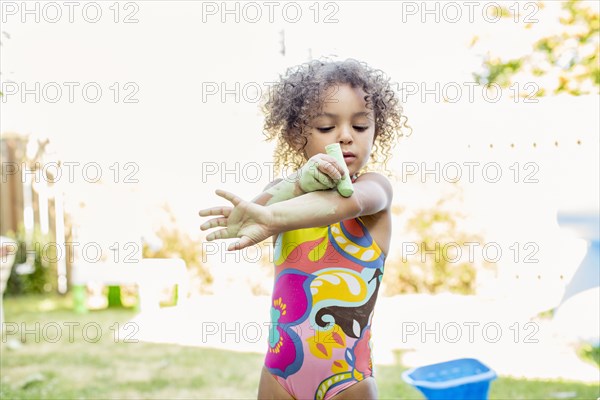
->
[265, 216, 386, 400]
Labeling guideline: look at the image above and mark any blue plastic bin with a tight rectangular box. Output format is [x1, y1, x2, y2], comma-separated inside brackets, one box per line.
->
[402, 358, 497, 400]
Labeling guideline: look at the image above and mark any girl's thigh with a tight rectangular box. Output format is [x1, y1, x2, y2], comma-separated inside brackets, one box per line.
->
[257, 366, 293, 400]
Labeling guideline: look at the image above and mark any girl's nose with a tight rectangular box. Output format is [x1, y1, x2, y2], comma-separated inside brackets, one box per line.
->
[338, 126, 353, 143]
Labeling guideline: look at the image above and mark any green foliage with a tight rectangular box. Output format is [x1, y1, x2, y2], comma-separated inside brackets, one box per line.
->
[536, 307, 555, 319]
[384, 197, 494, 295]
[474, 58, 523, 88]
[142, 204, 213, 293]
[4, 223, 57, 296]
[3, 294, 600, 399]
[473, 0, 599, 96]
[576, 342, 600, 368]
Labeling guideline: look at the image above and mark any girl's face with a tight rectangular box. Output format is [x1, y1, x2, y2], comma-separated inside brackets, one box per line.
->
[302, 83, 376, 176]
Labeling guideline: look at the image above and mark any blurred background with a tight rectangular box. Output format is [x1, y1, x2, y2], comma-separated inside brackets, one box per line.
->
[1, 1, 598, 398]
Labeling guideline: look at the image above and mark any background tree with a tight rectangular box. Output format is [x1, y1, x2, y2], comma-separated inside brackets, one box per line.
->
[384, 193, 496, 296]
[142, 204, 213, 294]
[472, 0, 599, 96]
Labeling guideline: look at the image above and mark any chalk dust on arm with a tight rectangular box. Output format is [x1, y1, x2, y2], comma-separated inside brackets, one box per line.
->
[250, 175, 305, 207]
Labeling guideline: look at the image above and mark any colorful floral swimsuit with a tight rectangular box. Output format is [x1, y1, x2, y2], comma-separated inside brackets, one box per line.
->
[264, 206, 386, 400]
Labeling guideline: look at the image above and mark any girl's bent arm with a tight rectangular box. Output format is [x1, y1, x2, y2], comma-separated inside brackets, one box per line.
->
[268, 172, 392, 233]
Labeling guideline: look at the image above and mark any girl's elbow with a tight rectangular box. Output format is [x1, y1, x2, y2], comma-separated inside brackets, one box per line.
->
[349, 194, 365, 218]
[352, 192, 388, 218]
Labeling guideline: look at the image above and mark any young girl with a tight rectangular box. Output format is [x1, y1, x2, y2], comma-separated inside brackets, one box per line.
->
[199, 59, 409, 400]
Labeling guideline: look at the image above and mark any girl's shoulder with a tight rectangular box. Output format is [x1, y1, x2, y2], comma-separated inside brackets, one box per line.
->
[355, 171, 393, 193]
[356, 171, 392, 180]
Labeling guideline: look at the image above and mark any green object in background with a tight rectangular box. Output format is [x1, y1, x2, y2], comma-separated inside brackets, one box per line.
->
[107, 286, 123, 308]
[132, 284, 141, 312]
[72, 284, 88, 314]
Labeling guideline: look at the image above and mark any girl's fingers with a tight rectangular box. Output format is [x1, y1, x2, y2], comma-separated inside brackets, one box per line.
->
[228, 236, 253, 251]
[320, 154, 345, 177]
[199, 206, 231, 217]
[206, 228, 234, 241]
[315, 170, 335, 188]
[335, 161, 345, 177]
[313, 159, 339, 186]
[317, 161, 341, 181]
[215, 189, 242, 206]
[200, 217, 227, 231]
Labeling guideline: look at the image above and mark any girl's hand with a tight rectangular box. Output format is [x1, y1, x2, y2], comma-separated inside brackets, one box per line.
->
[199, 189, 275, 251]
[296, 153, 345, 193]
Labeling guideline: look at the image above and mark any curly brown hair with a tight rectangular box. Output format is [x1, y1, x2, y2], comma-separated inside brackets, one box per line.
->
[261, 57, 412, 177]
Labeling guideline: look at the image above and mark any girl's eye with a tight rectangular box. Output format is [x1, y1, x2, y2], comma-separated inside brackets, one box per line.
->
[317, 127, 334, 132]
[354, 126, 369, 132]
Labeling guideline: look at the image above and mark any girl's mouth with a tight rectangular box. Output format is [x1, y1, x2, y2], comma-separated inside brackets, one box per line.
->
[343, 152, 356, 163]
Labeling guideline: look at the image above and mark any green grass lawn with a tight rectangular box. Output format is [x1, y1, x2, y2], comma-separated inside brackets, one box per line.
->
[1, 294, 598, 399]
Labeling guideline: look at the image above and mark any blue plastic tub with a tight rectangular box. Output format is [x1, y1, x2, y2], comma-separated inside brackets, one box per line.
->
[402, 358, 497, 400]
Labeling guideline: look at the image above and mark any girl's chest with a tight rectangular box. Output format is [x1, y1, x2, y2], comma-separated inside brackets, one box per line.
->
[272, 218, 386, 274]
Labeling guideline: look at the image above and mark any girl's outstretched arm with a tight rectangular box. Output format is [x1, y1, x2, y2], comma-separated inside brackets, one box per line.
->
[269, 172, 392, 232]
[199, 172, 392, 250]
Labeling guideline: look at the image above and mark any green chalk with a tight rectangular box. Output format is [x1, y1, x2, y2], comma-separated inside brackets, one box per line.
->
[325, 143, 354, 197]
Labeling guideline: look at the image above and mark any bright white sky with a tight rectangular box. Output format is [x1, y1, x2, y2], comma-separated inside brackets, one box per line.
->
[1, 1, 598, 265]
